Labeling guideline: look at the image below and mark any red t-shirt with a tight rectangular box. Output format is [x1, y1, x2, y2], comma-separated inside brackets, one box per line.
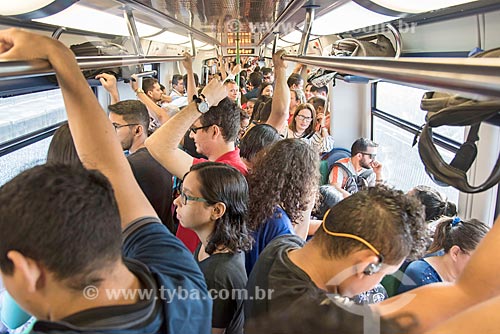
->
[176, 148, 248, 252]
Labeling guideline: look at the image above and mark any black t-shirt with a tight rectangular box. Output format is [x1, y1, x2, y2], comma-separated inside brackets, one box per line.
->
[127, 148, 174, 232]
[244, 235, 381, 333]
[195, 245, 247, 334]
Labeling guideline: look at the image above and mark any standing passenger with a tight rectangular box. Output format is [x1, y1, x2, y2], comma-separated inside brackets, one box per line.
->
[145, 54, 246, 253]
[0, 28, 211, 334]
[176, 162, 252, 334]
[245, 139, 319, 274]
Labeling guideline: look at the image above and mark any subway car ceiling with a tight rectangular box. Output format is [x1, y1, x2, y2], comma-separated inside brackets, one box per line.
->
[2, 0, 500, 98]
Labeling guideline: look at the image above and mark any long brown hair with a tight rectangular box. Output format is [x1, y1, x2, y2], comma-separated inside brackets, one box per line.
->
[289, 103, 318, 138]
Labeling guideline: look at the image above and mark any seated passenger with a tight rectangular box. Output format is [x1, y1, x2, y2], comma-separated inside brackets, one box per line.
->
[328, 137, 384, 198]
[0, 29, 211, 334]
[176, 162, 252, 334]
[286, 103, 334, 153]
[245, 139, 319, 274]
[397, 217, 489, 294]
[408, 185, 458, 223]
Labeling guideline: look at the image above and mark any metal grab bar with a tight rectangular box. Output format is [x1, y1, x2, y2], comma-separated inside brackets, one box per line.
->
[282, 54, 500, 98]
[0, 56, 185, 80]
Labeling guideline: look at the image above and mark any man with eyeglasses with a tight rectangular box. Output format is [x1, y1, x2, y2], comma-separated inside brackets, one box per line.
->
[328, 137, 384, 198]
[261, 67, 274, 84]
[108, 100, 174, 233]
[145, 54, 247, 253]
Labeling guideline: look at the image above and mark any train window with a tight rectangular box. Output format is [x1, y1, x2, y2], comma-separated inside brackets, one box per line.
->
[373, 82, 460, 204]
[0, 89, 66, 186]
[0, 89, 66, 145]
[0, 136, 51, 186]
[376, 82, 464, 144]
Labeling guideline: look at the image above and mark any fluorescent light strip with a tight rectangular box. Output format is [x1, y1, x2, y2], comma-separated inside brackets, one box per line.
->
[310, 1, 397, 35]
[34, 3, 161, 36]
[0, 1, 57, 16]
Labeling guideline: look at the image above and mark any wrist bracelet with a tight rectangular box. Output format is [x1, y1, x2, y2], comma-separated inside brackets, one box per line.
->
[135, 88, 144, 95]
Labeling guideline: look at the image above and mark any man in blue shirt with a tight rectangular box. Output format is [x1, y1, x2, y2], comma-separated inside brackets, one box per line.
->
[0, 29, 231, 334]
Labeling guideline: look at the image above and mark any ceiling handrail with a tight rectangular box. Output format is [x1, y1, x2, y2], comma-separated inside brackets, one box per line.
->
[281, 54, 500, 99]
[0, 55, 185, 80]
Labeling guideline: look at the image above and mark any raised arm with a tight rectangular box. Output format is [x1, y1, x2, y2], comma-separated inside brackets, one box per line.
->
[0, 29, 157, 228]
[266, 50, 289, 130]
[96, 73, 120, 104]
[130, 74, 171, 125]
[182, 52, 196, 104]
[145, 79, 228, 179]
[375, 214, 500, 333]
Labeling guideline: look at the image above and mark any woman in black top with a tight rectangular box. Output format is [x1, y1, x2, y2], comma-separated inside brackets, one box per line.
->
[174, 162, 252, 334]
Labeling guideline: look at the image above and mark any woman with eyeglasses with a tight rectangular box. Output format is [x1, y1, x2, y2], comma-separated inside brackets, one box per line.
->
[397, 217, 489, 294]
[174, 162, 252, 334]
[286, 103, 334, 153]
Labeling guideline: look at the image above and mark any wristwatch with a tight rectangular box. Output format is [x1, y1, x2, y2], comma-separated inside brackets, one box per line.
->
[193, 94, 209, 114]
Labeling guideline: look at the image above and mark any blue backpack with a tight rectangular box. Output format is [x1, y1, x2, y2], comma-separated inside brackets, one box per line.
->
[321, 147, 351, 171]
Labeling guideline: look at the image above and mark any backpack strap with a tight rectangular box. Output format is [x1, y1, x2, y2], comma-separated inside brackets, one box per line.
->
[122, 216, 161, 243]
[332, 162, 354, 189]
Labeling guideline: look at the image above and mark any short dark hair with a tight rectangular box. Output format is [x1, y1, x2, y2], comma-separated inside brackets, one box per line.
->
[199, 97, 240, 143]
[172, 74, 183, 86]
[248, 72, 263, 88]
[183, 73, 199, 92]
[239, 124, 280, 162]
[261, 67, 273, 76]
[428, 217, 489, 254]
[409, 185, 457, 221]
[0, 164, 122, 289]
[287, 73, 303, 88]
[313, 185, 428, 264]
[351, 138, 378, 156]
[142, 77, 158, 93]
[47, 123, 82, 168]
[308, 96, 327, 113]
[311, 85, 328, 95]
[108, 100, 150, 131]
[188, 162, 252, 254]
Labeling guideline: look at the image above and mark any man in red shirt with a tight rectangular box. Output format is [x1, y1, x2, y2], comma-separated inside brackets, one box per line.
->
[145, 54, 246, 252]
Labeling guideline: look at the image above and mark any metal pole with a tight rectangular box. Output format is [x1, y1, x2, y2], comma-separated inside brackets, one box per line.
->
[0, 56, 185, 80]
[298, 6, 316, 56]
[281, 54, 500, 98]
[124, 8, 145, 56]
[257, 0, 309, 46]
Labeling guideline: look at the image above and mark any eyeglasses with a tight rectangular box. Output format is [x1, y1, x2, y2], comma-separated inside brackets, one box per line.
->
[361, 152, 376, 159]
[112, 123, 139, 131]
[179, 189, 208, 205]
[296, 115, 313, 122]
[189, 124, 213, 134]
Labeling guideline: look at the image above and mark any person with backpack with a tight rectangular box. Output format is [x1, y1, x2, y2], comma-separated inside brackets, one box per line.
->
[328, 138, 384, 198]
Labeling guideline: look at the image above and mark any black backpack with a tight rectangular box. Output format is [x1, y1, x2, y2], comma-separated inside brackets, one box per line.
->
[332, 162, 373, 194]
[417, 48, 500, 193]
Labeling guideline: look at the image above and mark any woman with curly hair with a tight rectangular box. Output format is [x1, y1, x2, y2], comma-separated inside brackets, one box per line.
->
[174, 162, 252, 334]
[245, 139, 320, 274]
